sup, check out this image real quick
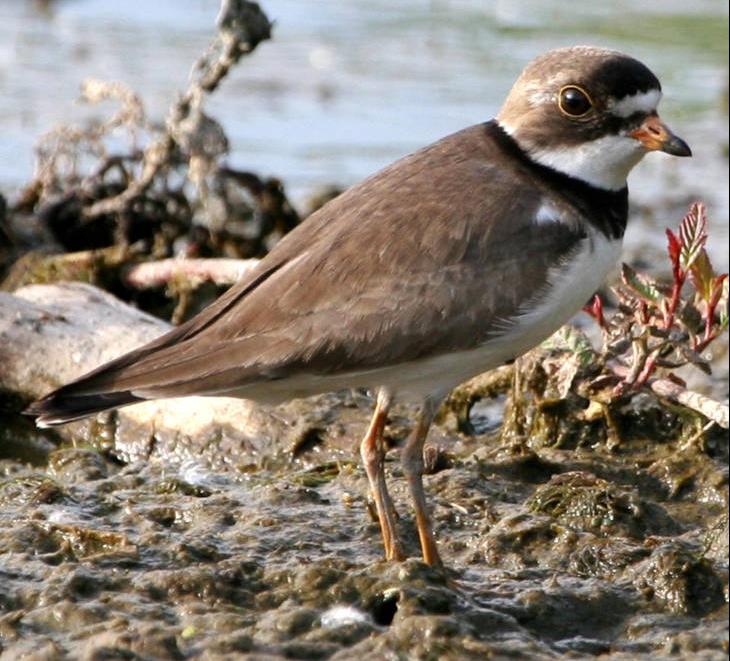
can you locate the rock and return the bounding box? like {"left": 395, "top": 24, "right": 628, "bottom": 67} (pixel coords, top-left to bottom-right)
{"left": 0, "top": 282, "right": 286, "bottom": 468}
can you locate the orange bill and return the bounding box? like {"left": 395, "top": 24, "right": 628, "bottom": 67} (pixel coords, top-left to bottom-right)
{"left": 630, "top": 114, "right": 692, "bottom": 156}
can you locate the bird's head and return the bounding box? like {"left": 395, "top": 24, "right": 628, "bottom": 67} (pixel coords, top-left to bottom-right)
{"left": 497, "top": 46, "right": 691, "bottom": 190}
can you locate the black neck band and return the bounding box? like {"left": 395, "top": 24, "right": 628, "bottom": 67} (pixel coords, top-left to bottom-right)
{"left": 486, "top": 120, "right": 629, "bottom": 240}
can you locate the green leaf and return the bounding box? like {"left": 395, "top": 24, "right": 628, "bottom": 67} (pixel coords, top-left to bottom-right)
{"left": 689, "top": 250, "right": 715, "bottom": 302}
{"left": 620, "top": 263, "right": 663, "bottom": 303}
{"left": 543, "top": 325, "right": 597, "bottom": 366}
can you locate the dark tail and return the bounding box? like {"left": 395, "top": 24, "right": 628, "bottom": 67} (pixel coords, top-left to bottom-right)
{"left": 24, "top": 387, "right": 144, "bottom": 428}
{"left": 23, "top": 259, "right": 287, "bottom": 428}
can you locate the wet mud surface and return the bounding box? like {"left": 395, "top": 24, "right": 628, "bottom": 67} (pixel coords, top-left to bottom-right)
{"left": 1, "top": 383, "right": 727, "bottom": 660}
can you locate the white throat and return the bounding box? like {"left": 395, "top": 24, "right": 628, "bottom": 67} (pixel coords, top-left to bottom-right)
{"left": 499, "top": 121, "right": 645, "bottom": 190}
{"left": 523, "top": 134, "right": 645, "bottom": 190}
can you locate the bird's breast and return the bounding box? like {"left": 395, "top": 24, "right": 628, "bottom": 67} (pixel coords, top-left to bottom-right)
{"left": 365, "top": 229, "right": 622, "bottom": 401}
{"left": 505, "top": 229, "right": 622, "bottom": 347}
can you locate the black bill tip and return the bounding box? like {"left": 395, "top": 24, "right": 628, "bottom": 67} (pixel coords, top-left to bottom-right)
{"left": 661, "top": 133, "right": 692, "bottom": 157}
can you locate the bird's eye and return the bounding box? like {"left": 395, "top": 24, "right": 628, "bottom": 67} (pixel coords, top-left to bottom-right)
{"left": 558, "top": 86, "right": 593, "bottom": 117}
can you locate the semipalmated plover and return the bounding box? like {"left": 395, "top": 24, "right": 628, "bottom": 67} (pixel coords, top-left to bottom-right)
{"left": 28, "top": 46, "right": 691, "bottom": 567}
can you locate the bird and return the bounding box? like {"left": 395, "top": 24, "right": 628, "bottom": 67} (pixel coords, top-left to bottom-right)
{"left": 26, "top": 46, "right": 691, "bottom": 567}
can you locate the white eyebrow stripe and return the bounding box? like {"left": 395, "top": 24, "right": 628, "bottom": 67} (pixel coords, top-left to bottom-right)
{"left": 609, "top": 89, "right": 662, "bottom": 118}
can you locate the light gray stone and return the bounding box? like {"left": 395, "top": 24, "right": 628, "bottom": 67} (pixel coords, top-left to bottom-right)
{"left": 0, "top": 282, "right": 284, "bottom": 467}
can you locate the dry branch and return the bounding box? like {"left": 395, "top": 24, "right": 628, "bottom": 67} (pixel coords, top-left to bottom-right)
{"left": 649, "top": 378, "right": 729, "bottom": 429}
{"left": 124, "top": 257, "right": 258, "bottom": 289}
{"left": 82, "top": 1, "right": 272, "bottom": 220}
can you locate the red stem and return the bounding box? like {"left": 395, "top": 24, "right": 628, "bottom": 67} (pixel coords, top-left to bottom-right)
{"left": 695, "top": 334, "right": 714, "bottom": 354}
{"left": 694, "top": 279, "right": 725, "bottom": 351}
{"left": 635, "top": 349, "right": 660, "bottom": 387}
{"left": 664, "top": 274, "right": 685, "bottom": 329}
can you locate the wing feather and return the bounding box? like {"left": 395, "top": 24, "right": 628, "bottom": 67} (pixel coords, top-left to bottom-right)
{"left": 30, "top": 122, "right": 587, "bottom": 412}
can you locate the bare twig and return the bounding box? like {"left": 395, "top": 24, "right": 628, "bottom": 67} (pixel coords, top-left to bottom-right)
{"left": 123, "top": 257, "right": 258, "bottom": 289}
{"left": 81, "top": 0, "right": 272, "bottom": 220}
{"left": 608, "top": 362, "right": 728, "bottom": 429}
{"left": 649, "top": 378, "right": 729, "bottom": 429}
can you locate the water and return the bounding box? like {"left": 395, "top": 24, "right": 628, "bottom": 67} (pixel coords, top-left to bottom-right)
{"left": 1, "top": 1, "right": 727, "bottom": 270}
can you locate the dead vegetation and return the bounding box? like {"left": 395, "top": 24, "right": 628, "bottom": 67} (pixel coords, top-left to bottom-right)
{"left": 1, "top": 1, "right": 300, "bottom": 321}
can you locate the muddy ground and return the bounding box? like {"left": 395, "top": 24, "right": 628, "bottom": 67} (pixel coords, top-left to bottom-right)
{"left": 1, "top": 354, "right": 727, "bottom": 659}
{"left": 0, "top": 3, "right": 727, "bottom": 658}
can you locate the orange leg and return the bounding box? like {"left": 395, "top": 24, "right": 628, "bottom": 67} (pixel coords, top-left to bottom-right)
{"left": 401, "top": 395, "right": 443, "bottom": 567}
{"left": 360, "top": 388, "right": 404, "bottom": 561}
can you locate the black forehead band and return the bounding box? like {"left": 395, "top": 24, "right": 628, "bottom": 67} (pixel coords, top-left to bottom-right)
{"left": 583, "top": 56, "right": 662, "bottom": 99}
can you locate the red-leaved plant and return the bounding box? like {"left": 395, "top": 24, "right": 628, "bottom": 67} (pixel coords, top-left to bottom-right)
{"left": 584, "top": 202, "right": 728, "bottom": 395}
